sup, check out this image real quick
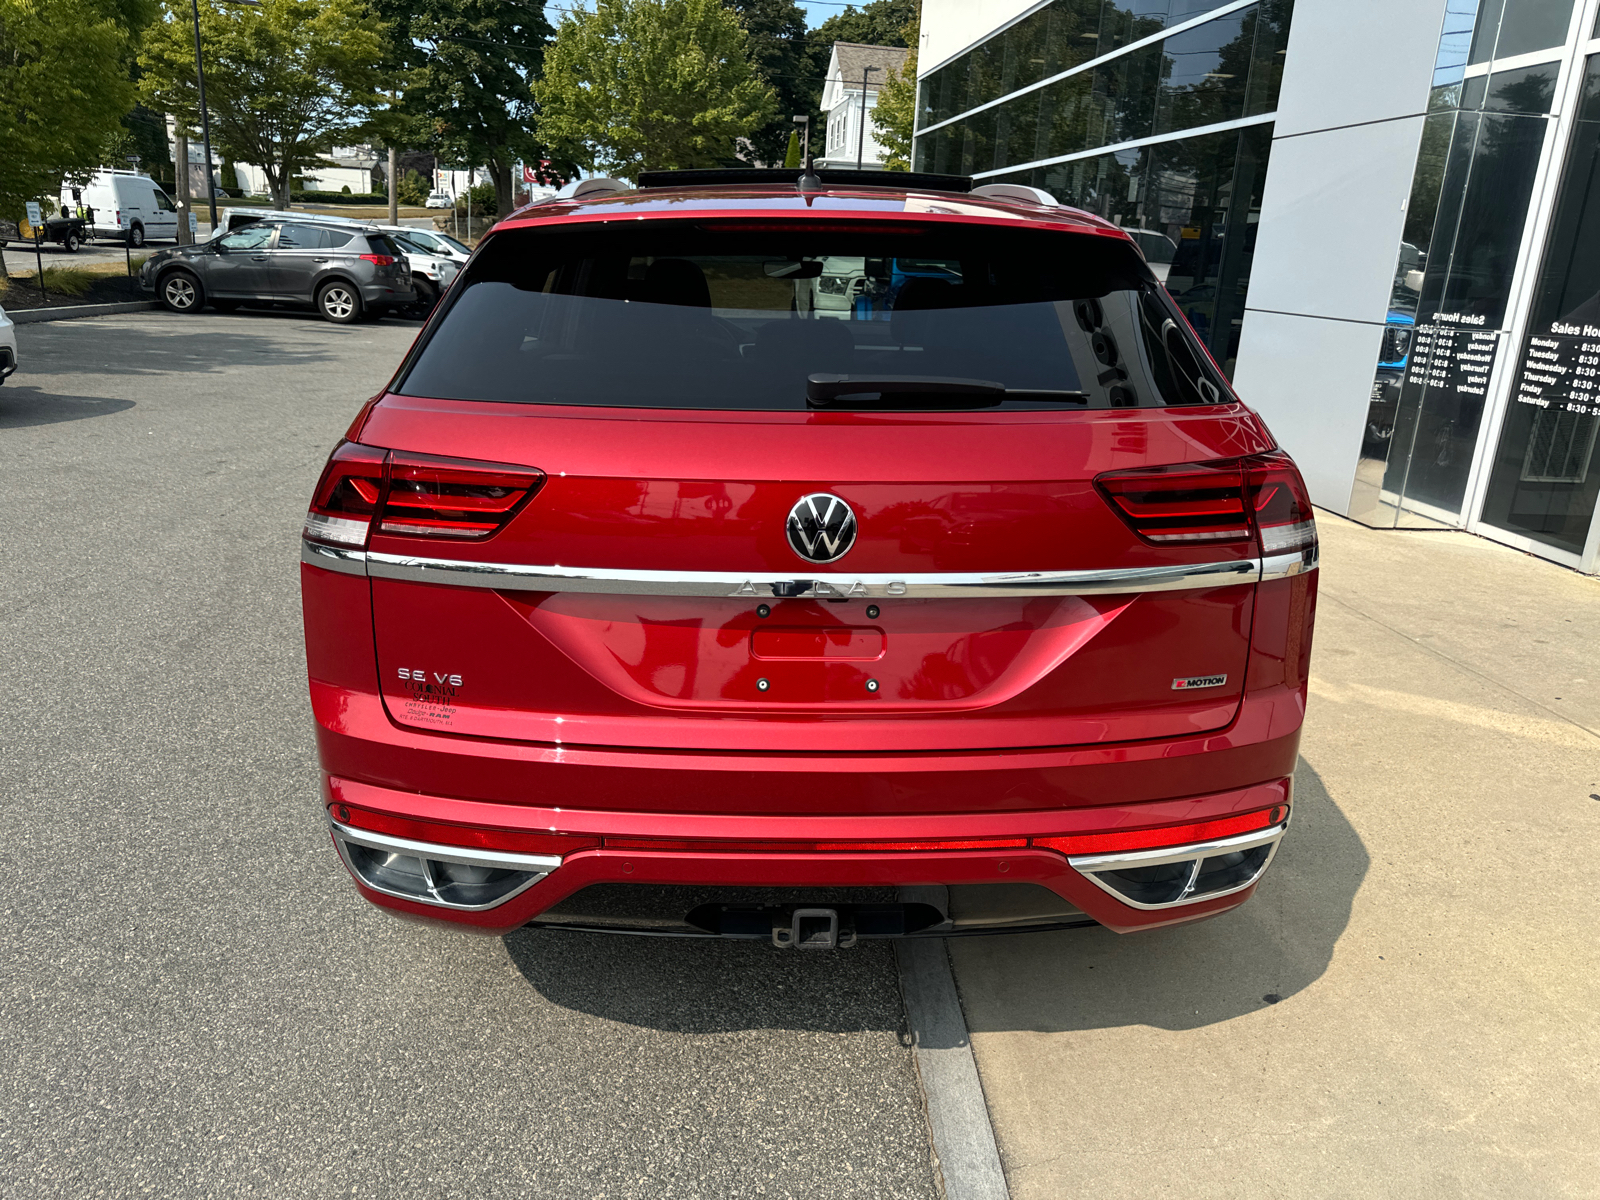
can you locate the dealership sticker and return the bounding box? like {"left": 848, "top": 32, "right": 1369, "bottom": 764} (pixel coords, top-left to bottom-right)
{"left": 1172, "top": 674, "right": 1227, "bottom": 690}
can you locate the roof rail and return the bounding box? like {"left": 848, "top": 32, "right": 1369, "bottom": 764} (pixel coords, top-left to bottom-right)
{"left": 635, "top": 168, "right": 972, "bottom": 193}
{"left": 969, "top": 183, "right": 1059, "bottom": 207}
{"left": 556, "top": 177, "right": 631, "bottom": 201}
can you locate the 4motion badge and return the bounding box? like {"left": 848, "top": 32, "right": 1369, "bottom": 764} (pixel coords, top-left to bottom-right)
{"left": 1172, "top": 674, "right": 1228, "bottom": 690}
{"left": 786, "top": 493, "right": 857, "bottom": 564}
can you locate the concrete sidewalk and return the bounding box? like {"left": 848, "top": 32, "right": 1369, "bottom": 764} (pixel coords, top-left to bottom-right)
{"left": 950, "top": 516, "right": 1600, "bottom": 1199}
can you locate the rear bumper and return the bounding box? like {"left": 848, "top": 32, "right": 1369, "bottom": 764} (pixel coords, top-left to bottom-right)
{"left": 317, "top": 748, "right": 1298, "bottom": 935}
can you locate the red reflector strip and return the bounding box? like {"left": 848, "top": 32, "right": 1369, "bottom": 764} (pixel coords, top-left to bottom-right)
{"left": 602, "top": 837, "right": 1030, "bottom": 853}
{"left": 331, "top": 805, "right": 601, "bottom": 857}
{"left": 1031, "top": 806, "right": 1287, "bottom": 856}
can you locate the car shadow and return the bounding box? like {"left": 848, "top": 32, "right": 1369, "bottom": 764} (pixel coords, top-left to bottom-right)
{"left": 0, "top": 384, "right": 136, "bottom": 428}
{"left": 948, "top": 756, "right": 1367, "bottom": 1033}
{"left": 503, "top": 925, "right": 911, "bottom": 1035}
{"left": 502, "top": 757, "right": 1361, "bottom": 1036}
{"left": 13, "top": 314, "right": 380, "bottom": 377}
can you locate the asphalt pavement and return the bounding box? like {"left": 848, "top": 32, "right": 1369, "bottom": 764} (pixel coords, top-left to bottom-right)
{"left": 0, "top": 312, "right": 939, "bottom": 1198}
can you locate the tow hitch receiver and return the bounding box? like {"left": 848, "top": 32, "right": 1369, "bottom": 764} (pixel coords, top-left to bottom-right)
{"left": 773, "top": 907, "right": 854, "bottom": 950}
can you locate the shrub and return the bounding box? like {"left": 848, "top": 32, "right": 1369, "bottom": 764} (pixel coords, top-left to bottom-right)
{"left": 396, "top": 168, "right": 429, "bottom": 207}
{"left": 455, "top": 181, "right": 496, "bottom": 211}
{"left": 340, "top": 184, "right": 352, "bottom": 194}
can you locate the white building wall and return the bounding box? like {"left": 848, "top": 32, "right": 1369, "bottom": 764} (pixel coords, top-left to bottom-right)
{"left": 1230, "top": 0, "right": 1452, "bottom": 514}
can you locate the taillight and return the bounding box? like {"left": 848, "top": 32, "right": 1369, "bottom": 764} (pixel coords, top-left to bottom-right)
{"left": 1096, "top": 460, "right": 1251, "bottom": 544}
{"left": 360, "top": 253, "right": 395, "bottom": 267}
{"left": 303, "top": 445, "right": 545, "bottom": 547}
{"left": 379, "top": 451, "right": 544, "bottom": 539}
{"left": 1245, "top": 451, "right": 1317, "bottom": 555}
{"left": 304, "top": 441, "right": 385, "bottom": 546}
{"left": 1097, "top": 452, "right": 1316, "bottom": 555}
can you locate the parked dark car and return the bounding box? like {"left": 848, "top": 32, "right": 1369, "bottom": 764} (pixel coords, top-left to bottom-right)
{"left": 139, "top": 220, "right": 414, "bottom": 323}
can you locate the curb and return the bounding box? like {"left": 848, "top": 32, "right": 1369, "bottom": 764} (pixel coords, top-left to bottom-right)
{"left": 10, "top": 300, "right": 159, "bottom": 325}
{"left": 897, "top": 939, "right": 1011, "bottom": 1200}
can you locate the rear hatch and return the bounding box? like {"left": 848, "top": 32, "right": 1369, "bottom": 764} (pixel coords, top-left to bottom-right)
{"left": 312, "top": 211, "right": 1292, "bottom": 754}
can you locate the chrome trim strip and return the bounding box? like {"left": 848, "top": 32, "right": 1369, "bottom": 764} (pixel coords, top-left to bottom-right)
{"left": 359, "top": 549, "right": 1262, "bottom": 599}
{"left": 329, "top": 820, "right": 562, "bottom": 911}
{"left": 1259, "top": 546, "right": 1319, "bottom": 582}
{"left": 301, "top": 539, "right": 368, "bottom": 577}
{"left": 1068, "top": 821, "right": 1288, "bottom": 911}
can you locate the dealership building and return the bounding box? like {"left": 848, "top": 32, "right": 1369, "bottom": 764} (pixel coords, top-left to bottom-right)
{"left": 916, "top": 0, "right": 1600, "bottom": 575}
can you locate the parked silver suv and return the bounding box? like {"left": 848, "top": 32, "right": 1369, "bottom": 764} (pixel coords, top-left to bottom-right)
{"left": 140, "top": 219, "right": 414, "bottom": 323}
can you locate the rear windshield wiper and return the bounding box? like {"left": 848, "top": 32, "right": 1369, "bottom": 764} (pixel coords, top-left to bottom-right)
{"left": 806, "top": 374, "right": 1089, "bottom": 409}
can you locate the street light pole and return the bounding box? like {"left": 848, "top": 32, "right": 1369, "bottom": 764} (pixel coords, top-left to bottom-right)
{"left": 189, "top": 0, "right": 219, "bottom": 227}
{"left": 792, "top": 114, "right": 809, "bottom": 166}
{"left": 855, "top": 66, "right": 881, "bottom": 171}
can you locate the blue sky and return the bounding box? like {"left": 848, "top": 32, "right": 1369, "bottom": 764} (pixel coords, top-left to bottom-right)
{"left": 797, "top": 0, "right": 856, "bottom": 29}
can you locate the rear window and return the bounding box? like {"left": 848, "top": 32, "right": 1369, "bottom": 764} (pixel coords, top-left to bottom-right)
{"left": 364, "top": 234, "right": 404, "bottom": 256}
{"left": 396, "top": 221, "right": 1228, "bottom": 412}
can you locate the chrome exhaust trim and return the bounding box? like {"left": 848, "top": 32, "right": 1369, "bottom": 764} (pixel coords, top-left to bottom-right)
{"left": 329, "top": 821, "right": 562, "bottom": 911}
{"left": 1068, "top": 821, "right": 1289, "bottom": 911}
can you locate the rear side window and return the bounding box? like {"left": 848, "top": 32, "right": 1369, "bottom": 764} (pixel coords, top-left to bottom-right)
{"left": 324, "top": 229, "right": 355, "bottom": 249}
{"left": 397, "top": 221, "right": 1229, "bottom": 412}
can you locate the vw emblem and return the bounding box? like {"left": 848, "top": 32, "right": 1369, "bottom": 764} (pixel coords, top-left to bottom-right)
{"left": 786, "top": 493, "right": 857, "bottom": 564}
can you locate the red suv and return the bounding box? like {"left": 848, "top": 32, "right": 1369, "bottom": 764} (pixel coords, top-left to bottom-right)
{"left": 300, "top": 169, "right": 1317, "bottom": 948}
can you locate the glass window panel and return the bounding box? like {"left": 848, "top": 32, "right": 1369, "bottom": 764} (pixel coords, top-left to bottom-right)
{"left": 916, "top": 5, "right": 1289, "bottom": 175}
{"left": 1491, "top": 0, "right": 1574, "bottom": 59}
{"left": 1484, "top": 62, "right": 1559, "bottom": 112}
{"left": 917, "top": 0, "right": 1250, "bottom": 131}
{"left": 1469, "top": 0, "right": 1506, "bottom": 63}
{"left": 1436, "top": 0, "right": 1482, "bottom": 85}
{"left": 1152, "top": 7, "right": 1252, "bottom": 137}
{"left": 991, "top": 123, "right": 1272, "bottom": 377}
{"left": 1462, "top": 73, "right": 1490, "bottom": 109}
{"left": 1482, "top": 54, "right": 1600, "bottom": 553}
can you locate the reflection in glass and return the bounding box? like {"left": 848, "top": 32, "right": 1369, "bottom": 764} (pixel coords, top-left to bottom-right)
{"left": 1482, "top": 54, "right": 1600, "bottom": 553}
{"left": 1492, "top": 0, "right": 1575, "bottom": 59}
{"left": 988, "top": 124, "right": 1271, "bottom": 377}
{"left": 915, "top": 2, "right": 1291, "bottom": 177}
{"left": 1352, "top": 100, "right": 1548, "bottom": 527}
{"left": 916, "top": 0, "right": 1242, "bottom": 132}
{"left": 1484, "top": 63, "right": 1559, "bottom": 113}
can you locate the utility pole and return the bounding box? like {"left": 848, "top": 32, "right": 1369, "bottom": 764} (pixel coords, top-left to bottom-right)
{"left": 856, "top": 65, "right": 880, "bottom": 170}
{"left": 188, "top": 0, "right": 219, "bottom": 227}
{"left": 174, "top": 126, "right": 193, "bottom": 245}
{"left": 388, "top": 146, "right": 398, "bottom": 224}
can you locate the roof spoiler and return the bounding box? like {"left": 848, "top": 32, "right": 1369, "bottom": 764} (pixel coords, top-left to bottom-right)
{"left": 635, "top": 168, "right": 973, "bottom": 193}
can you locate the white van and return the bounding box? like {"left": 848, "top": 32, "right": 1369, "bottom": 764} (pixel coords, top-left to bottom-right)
{"left": 60, "top": 170, "right": 180, "bottom": 247}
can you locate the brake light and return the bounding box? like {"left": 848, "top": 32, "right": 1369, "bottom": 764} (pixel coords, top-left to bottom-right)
{"left": 359, "top": 253, "right": 395, "bottom": 266}
{"left": 1245, "top": 450, "right": 1317, "bottom": 555}
{"left": 380, "top": 451, "right": 544, "bottom": 538}
{"left": 304, "top": 441, "right": 385, "bottom": 546}
{"left": 1096, "top": 460, "right": 1251, "bottom": 544}
{"left": 1033, "top": 805, "right": 1288, "bottom": 856}
{"left": 304, "top": 445, "right": 545, "bottom": 546}
{"left": 1096, "top": 452, "right": 1316, "bottom": 555}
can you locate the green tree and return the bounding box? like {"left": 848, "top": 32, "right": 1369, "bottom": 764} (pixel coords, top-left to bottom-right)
{"left": 396, "top": 168, "right": 429, "bottom": 206}
{"left": 0, "top": 0, "right": 152, "bottom": 271}
{"left": 372, "top": 0, "right": 561, "bottom": 219}
{"left": 783, "top": 128, "right": 801, "bottom": 168}
{"left": 139, "top": 0, "right": 385, "bottom": 209}
{"left": 537, "top": 0, "right": 775, "bottom": 178}
{"left": 873, "top": 12, "right": 917, "bottom": 170}
{"left": 722, "top": 0, "right": 811, "bottom": 167}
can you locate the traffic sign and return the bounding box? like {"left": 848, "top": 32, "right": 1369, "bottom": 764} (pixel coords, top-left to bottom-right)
{"left": 25, "top": 201, "right": 42, "bottom": 227}
{"left": 189, "top": 210, "right": 199, "bottom": 236}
